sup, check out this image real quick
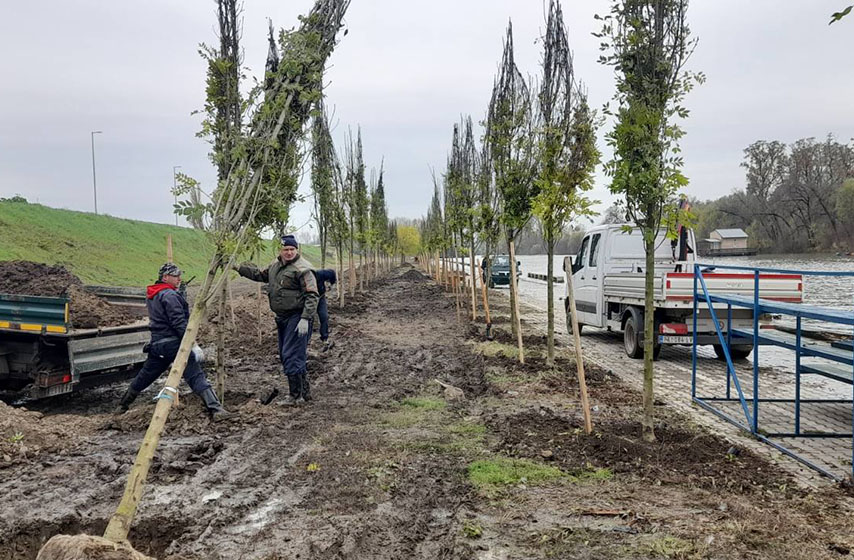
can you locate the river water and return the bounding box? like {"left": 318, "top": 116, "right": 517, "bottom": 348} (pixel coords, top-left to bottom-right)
{"left": 506, "top": 253, "right": 854, "bottom": 371}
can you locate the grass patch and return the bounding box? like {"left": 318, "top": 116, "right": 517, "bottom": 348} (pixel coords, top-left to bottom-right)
{"left": 640, "top": 536, "right": 698, "bottom": 558}
{"left": 461, "top": 520, "right": 483, "bottom": 539}
{"left": 474, "top": 340, "right": 520, "bottom": 359}
{"left": 468, "top": 457, "right": 566, "bottom": 487}
{"left": 447, "top": 422, "right": 486, "bottom": 436}
{"left": 400, "top": 397, "right": 446, "bottom": 410}
{"left": 381, "top": 396, "right": 447, "bottom": 429}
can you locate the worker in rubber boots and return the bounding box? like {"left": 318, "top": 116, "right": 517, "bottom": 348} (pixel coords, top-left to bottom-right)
{"left": 118, "top": 263, "right": 229, "bottom": 419}
{"left": 236, "top": 234, "right": 319, "bottom": 404}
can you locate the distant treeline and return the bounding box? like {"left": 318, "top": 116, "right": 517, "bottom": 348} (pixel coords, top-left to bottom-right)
{"left": 507, "top": 134, "right": 854, "bottom": 255}
{"left": 693, "top": 135, "right": 854, "bottom": 253}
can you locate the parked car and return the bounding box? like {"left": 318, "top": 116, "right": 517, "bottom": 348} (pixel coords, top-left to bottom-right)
{"left": 482, "top": 255, "right": 521, "bottom": 288}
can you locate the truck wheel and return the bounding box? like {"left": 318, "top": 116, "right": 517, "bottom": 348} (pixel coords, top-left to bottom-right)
{"left": 565, "top": 314, "right": 584, "bottom": 336}
{"left": 623, "top": 315, "right": 643, "bottom": 359}
{"left": 713, "top": 344, "right": 753, "bottom": 361}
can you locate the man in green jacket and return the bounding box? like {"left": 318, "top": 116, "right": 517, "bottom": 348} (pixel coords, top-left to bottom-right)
{"left": 236, "top": 234, "right": 319, "bottom": 404}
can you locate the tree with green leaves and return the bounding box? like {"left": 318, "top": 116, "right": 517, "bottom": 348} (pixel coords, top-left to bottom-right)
{"left": 597, "top": 0, "right": 702, "bottom": 442}
{"left": 106, "top": 0, "right": 351, "bottom": 544}
{"left": 311, "top": 96, "right": 336, "bottom": 268}
{"left": 532, "top": 0, "right": 600, "bottom": 367}
{"left": 353, "top": 129, "right": 370, "bottom": 291}
{"left": 369, "top": 163, "right": 389, "bottom": 276}
{"left": 194, "top": 0, "right": 244, "bottom": 403}
{"left": 486, "top": 21, "right": 537, "bottom": 363}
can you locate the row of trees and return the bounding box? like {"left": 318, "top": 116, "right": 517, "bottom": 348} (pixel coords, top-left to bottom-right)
{"left": 422, "top": 0, "right": 700, "bottom": 444}
{"left": 310, "top": 112, "right": 403, "bottom": 303}
{"left": 694, "top": 136, "right": 854, "bottom": 252}
{"left": 421, "top": 0, "right": 600, "bottom": 368}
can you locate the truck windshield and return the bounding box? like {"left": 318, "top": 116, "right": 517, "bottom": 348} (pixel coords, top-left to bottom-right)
{"left": 493, "top": 256, "right": 509, "bottom": 266}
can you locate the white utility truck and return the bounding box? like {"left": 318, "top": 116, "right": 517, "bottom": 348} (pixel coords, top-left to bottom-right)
{"left": 563, "top": 224, "right": 803, "bottom": 360}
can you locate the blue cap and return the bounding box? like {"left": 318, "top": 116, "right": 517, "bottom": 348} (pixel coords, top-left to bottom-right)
{"left": 280, "top": 234, "right": 298, "bottom": 248}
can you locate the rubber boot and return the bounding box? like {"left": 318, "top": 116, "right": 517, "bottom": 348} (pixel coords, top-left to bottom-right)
{"left": 280, "top": 375, "right": 300, "bottom": 406}
{"left": 118, "top": 387, "right": 139, "bottom": 412}
{"left": 299, "top": 373, "right": 311, "bottom": 403}
{"left": 199, "top": 388, "right": 231, "bottom": 420}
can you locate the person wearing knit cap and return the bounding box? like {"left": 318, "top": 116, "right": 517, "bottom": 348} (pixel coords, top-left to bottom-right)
{"left": 236, "top": 234, "right": 319, "bottom": 404}
{"left": 117, "top": 262, "right": 229, "bottom": 419}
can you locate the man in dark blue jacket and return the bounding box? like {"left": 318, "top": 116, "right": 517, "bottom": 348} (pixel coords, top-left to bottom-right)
{"left": 314, "top": 268, "right": 336, "bottom": 351}
{"left": 117, "top": 263, "right": 228, "bottom": 418}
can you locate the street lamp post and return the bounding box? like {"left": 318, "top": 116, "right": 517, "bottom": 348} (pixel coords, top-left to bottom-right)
{"left": 172, "top": 165, "right": 182, "bottom": 226}
{"left": 91, "top": 131, "right": 102, "bottom": 214}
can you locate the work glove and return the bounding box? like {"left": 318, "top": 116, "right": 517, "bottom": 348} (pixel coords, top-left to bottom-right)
{"left": 191, "top": 344, "right": 204, "bottom": 363}
{"left": 296, "top": 318, "right": 310, "bottom": 337}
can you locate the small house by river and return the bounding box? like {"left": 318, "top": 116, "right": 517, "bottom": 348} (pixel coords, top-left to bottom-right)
{"left": 700, "top": 228, "right": 758, "bottom": 256}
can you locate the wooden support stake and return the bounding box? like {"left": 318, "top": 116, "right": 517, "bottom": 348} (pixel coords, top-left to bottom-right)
{"left": 565, "top": 261, "right": 593, "bottom": 434}
{"left": 257, "top": 283, "right": 263, "bottom": 344}
{"left": 166, "top": 234, "right": 173, "bottom": 263}
{"left": 509, "top": 240, "right": 524, "bottom": 364}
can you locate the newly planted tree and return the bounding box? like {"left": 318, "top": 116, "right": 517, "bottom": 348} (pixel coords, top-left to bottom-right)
{"left": 103, "top": 0, "right": 350, "bottom": 544}
{"left": 532, "top": 0, "right": 600, "bottom": 368}
{"left": 486, "top": 21, "right": 537, "bottom": 363}
{"left": 597, "top": 0, "right": 701, "bottom": 441}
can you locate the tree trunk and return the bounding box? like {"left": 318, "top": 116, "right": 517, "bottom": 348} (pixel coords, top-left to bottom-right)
{"left": 565, "top": 259, "right": 593, "bottom": 434}
{"left": 507, "top": 237, "right": 517, "bottom": 339}
{"left": 216, "top": 278, "right": 227, "bottom": 402}
{"left": 337, "top": 242, "right": 345, "bottom": 308}
{"left": 104, "top": 265, "right": 217, "bottom": 543}
{"left": 453, "top": 241, "right": 462, "bottom": 322}
{"left": 508, "top": 239, "right": 524, "bottom": 364}
{"left": 642, "top": 232, "right": 656, "bottom": 442}
{"left": 359, "top": 252, "right": 364, "bottom": 292}
{"left": 469, "top": 236, "right": 477, "bottom": 321}
{"left": 348, "top": 238, "right": 355, "bottom": 298}
{"left": 546, "top": 236, "right": 555, "bottom": 367}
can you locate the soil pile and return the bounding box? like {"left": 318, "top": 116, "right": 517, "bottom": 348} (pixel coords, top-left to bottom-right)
{"left": 0, "top": 401, "right": 89, "bottom": 467}
{"left": 0, "top": 261, "right": 139, "bottom": 328}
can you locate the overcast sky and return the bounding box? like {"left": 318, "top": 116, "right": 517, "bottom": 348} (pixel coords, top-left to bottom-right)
{"left": 1, "top": 1, "right": 852, "bottom": 235}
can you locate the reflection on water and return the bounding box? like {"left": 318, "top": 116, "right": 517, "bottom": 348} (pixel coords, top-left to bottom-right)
{"left": 513, "top": 253, "right": 854, "bottom": 371}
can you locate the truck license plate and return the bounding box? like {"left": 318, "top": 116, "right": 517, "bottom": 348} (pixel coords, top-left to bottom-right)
{"left": 659, "top": 335, "right": 693, "bottom": 344}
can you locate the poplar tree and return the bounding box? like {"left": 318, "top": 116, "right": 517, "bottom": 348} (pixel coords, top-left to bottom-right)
{"left": 486, "top": 21, "right": 537, "bottom": 363}
{"left": 532, "top": 0, "right": 600, "bottom": 366}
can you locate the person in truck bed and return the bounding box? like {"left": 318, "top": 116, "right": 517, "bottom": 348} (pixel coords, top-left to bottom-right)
{"left": 118, "top": 263, "right": 229, "bottom": 419}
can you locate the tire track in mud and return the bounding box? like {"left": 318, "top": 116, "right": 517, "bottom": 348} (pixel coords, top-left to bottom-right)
{"left": 0, "top": 266, "right": 485, "bottom": 559}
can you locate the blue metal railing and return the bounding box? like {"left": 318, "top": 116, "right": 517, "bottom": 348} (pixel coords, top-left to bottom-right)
{"left": 691, "top": 263, "right": 854, "bottom": 481}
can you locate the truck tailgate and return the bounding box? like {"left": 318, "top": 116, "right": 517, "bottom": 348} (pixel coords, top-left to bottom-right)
{"left": 663, "top": 272, "right": 803, "bottom": 303}
{"left": 603, "top": 271, "right": 803, "bottom": 306}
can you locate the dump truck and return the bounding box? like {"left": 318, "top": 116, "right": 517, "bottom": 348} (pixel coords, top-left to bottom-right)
{"left": 0, "top": 286, "right": 149, "bottom": 399}
{"left": 564, "top": 224, "right": 803, "bottom": 360}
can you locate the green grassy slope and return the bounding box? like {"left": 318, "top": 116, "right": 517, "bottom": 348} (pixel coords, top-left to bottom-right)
{"left": 0, "top": 201, "right": 329, "bottom": 287}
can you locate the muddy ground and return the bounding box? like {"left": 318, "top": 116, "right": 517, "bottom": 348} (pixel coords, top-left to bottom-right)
{"left": 1, "top": 265, "right": 854, "bottom": 559}
{"left": 0, "top": 261, "right": 138, "bottom": 328}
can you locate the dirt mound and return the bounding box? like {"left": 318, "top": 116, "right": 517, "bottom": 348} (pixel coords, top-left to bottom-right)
{"left": 401, "top": 269, "right": 428, "bottom": 283}
{"left": 0, "top": 401, "right": 94, "bottom": 468}
{"left": 0, "top": 260, "right": 82, "bottom": 297}
{"left": 0, "top": 261, "right": 139, "bottom": 328}
{"left": 491, "top": 409, "right": 797, "bottom": 494}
